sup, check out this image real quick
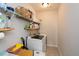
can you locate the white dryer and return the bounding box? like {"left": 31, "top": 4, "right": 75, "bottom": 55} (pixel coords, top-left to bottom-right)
{"left": 27, "top": 34, "right": 47, "bottom": 52}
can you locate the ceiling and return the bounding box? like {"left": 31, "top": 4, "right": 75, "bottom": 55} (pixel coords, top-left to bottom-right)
{"left": 30, "top": 3, "right": 60, "bottom": 12}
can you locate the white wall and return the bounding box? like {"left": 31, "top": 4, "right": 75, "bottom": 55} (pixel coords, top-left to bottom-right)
{"left": 37, "top": 10, "right": 58, "bottom": 47}
{"left": 0, "top": 3, "right": 36, "bottom": 51}
{"left": 58, "top": 3, "right": 79, "bottom": 56}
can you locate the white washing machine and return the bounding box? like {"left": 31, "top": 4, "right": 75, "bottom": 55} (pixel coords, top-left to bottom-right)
{"left": 27, "top": 34, "right": 47, "bottom": 52}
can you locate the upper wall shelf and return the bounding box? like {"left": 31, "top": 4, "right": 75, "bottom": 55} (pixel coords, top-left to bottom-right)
{"left": 26, "top": 28, "right": 39, "bottom": 31}
{"left": 15, "top": 13, "right": 40, "bottom": 25}
{"left": 15, "top": 6, "right": 40, "bottom": 25}
{"left": 0, "top": 28, "right": 15, "bottom": 31}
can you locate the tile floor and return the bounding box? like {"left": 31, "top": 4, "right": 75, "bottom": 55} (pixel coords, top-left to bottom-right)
{"left": 46, "top": 46, "right": 60, "bottom": 56}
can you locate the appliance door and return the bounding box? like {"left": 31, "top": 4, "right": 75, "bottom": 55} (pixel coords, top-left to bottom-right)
{"left": 27, "top": 37, "right": 43, "bottom": 51}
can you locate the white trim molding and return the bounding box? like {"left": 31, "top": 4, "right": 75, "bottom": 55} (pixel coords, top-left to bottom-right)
{"left": 47, "top": 44, "right": 58, "bottom": 47}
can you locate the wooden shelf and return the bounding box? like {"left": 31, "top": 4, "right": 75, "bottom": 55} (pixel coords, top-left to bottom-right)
{"left": 15, "top": 13, "right": 40, "bottom": 25}
{"left": 7, "top": 44, "right": 33, "bottom": 56}
{"left": 26, "top": 28, "right": 39, "bottom": 31}
{"left": 0, "top": 28, "right": 15, "bottom": 31}
{"left": 16, "top": 14, "right": 32, "bottom": 22}
{"left": 32, "top": 21, "right": 40, "bottom": 25}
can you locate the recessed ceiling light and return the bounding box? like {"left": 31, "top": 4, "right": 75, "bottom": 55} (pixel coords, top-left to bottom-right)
{"left": 41, "top": 3, "right": 50, "bottom": 8}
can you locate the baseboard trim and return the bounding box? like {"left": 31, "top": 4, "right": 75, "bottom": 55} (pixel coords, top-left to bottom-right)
{"left": 47, "top": 44, "right": 58, "bottom": 47}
